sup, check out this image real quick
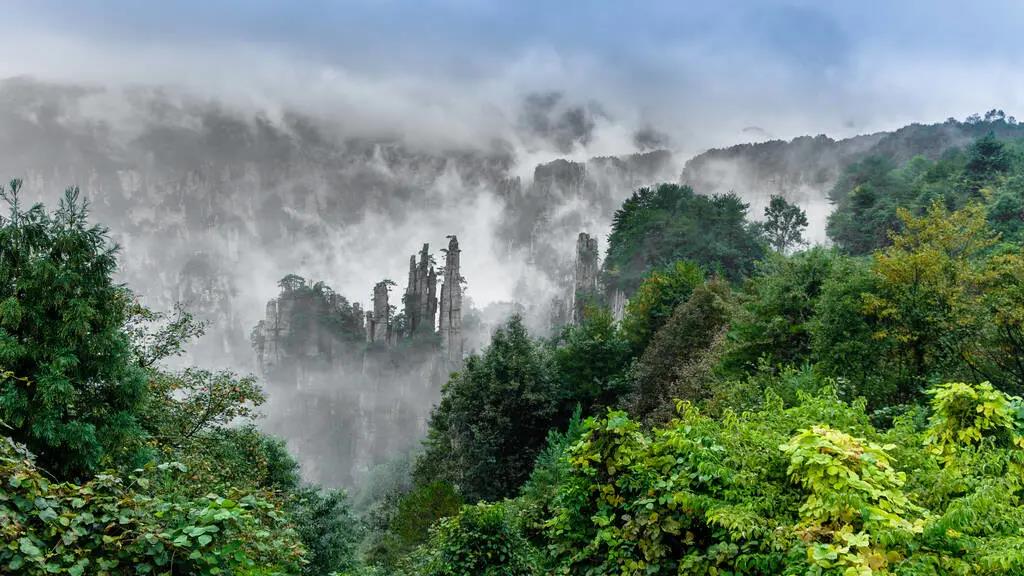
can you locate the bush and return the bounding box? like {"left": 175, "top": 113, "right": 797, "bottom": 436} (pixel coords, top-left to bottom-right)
{"left": 0, "top": 436, "right": 305, "bottom": 575}
{"left": 407, "top": 502, "right": 537, "bottom": 576}
{"left": 542, "top": 381, "right": 1024, "bottom": 575}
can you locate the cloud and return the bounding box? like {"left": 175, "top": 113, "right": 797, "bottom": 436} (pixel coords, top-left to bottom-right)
{"left": 633, "top": 126, "right": 671, "bottom": 151}
{"left": 9, "top": 1, "right": 1024, "bottom": 160}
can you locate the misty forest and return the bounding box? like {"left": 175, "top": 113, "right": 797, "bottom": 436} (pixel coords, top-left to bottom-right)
{"left": 7, "top": 4, "right": 1024, "bottom": 576}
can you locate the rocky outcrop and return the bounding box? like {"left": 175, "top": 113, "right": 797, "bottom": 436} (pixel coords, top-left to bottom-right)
{"left": 252, "top": 277, "right": 366, "bottom": 375}
{"left": 366, "top": 280, "right": 393, "bottom": 344}
{"left": 439, "top": 235, "right": 464, "bottom": 366}
{"left": 571, "top": 232, "right": 599, "bottom": 324}
{"left": 405, "top": 244, "right": 438, "bottom": 336}
{"left": 250, "top": 237, "right": 463, "bottom": 486}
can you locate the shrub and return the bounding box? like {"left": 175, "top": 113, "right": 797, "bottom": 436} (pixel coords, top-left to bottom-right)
{"left": 0, "top": 436, "right": 305, "bottom": 575}
{"left": 407, "top": 502, "right": 537, "bottom": 576}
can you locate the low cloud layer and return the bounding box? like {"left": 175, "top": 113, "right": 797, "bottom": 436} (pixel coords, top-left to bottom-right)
{"left": 6, "top": 0, "right": 1022, "bottom": 485}
{"left": 7, "top": 1, "right": 1024, "bottom": 159}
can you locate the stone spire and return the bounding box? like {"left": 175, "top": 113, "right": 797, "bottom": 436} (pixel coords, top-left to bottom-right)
{"left": 404, "top": 243, "right": 438, "bottom": 336}
{"left": 571, "top": 232, "right": 599, "bottom": 324}
{"left": 438, "top": 235, "right": 463, "bottom": 365}
{"left": 366, "top": 280, "right": 392, "bottom": 343}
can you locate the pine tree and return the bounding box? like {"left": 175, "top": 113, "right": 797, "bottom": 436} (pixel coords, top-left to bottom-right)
{"left": 0, "top": 181, "right": 148, "bottom": 479}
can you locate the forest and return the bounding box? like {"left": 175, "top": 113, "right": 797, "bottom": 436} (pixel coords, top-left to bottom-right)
{"left": 4, "top": 128, "right": 1024, "bottom": 575}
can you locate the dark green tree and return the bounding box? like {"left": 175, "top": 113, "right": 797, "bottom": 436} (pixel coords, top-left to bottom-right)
{"left": 762, "top": 194, "right": 808, "bottom": 253}
{"left": 725, "top": 247, "right": 838, "bottom": 372}
{"left": 552, "top": 307, "right": 632, "bottom": 411}
{"left": 962, "top": 132, "right": 1011, "bottom": 194}
{"left": 389, "top": 481, "right": 463, "bottom": 551}
{"left": 603, "top": 183, "right": 764, "bottom": 294}
{"left": 290, "top": 487, "right": 363, "bottom": 576}
{"left": 415, "top": 315, "right": 560, "bottom": 502}
{"left": 626, "top": 279, "right": 733, "bottom": 423}
{"left": 809, "top": 257, "right": 894, "bottom": 407}
{"left": 0, "top": 182, "right": 148, "bottom": 479}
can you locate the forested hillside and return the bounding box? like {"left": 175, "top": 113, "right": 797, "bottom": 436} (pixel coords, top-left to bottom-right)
{"left": 363, "top": 130, "right": 1024, "bottom": 575}
{"left": 5, "top": 127, "right": 1024, "bottom": 575}
{"left": 681, "top": 111, "right": 1024, "bottom": 242}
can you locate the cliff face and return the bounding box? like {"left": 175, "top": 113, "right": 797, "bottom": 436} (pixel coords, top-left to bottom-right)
{"left": 571, "top": 232, "right": 600, "bottom": 324}
{"left": 497, "top": 151, "right": 677, "bottom": 295}
{"left": 438, "top": 235, "right": 464, "bottom": 366}
{"left": 0, "top": 78, "right": 678, "bottom": 368}
{"left": 251, "top": 238, "right": 463, "bottom": 486}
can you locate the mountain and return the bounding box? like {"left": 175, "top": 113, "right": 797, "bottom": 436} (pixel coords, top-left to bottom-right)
{"left": 0, "top": 77, "right": 678, "bottom": 485}
{"left": 681, "top": 111, "right": 1024, "bottom": 242}
{"left": 6, "top": 75, "right": 1020, "bottom": 485}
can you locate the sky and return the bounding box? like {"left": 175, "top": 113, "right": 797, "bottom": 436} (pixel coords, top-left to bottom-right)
{"left": 6, "top": 1, "right": 1024, "bottom": 156}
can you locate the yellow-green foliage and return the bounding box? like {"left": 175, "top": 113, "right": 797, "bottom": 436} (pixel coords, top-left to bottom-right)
{"left": 781, "top": 426, "right": 923, "bottom": 575}
{"left": 536, "top": 381, "right": 1024, "bottom": 576}
{"left": 924, "top": 381, "right": 1021, "bottom": 461}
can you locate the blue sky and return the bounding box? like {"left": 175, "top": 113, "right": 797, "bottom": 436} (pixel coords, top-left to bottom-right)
{"left": 6, "top": 1, "right": 1024, "bottom": 153}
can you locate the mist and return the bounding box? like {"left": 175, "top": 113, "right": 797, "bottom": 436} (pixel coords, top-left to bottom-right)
{"left": 5, "top": 0, "right": 1024, "bottom": 486}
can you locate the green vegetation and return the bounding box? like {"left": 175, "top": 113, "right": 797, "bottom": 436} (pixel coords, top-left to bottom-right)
{"left": 8, "top": 127, "right": 1024, "bottom": 575}
{"left": 0, "top": 183, "right": 360, "bottom": 575}
{"left": 414, "top": 316, "right": 561, "bottom": 502}
{"left": 763, "top": 194, "right": 809, "bottom": 253}
{"left": 827, "top": 132, "right": 1024, "bottom": 254}
{"left": 0, "top": 182, "right": 148, "bottom": 479}
{"left": 603, "top": 183, "right": 765, "bottom": 293}
{"left": 367, "top": 131, "right": 1024, "bottom": 575}
{"left": 619, "top": 259, "right": 704, "bottom": 354}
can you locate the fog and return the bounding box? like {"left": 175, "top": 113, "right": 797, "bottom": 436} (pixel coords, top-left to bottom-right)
{"left": 4, "top": 0, "right": 1024, "bottom": 485}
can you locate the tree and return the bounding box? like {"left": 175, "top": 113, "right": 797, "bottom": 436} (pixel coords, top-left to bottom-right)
{"left": 619, "top": 260, "right": 704, "bottom": 354}
{"left": 863, "top": 202, "right": 995, "bottom": 397}
{"left": 552, "top": 307, "right": 632, "bottom": 411}
{"left": 290, "top": 487, "right": 363, "bottom": 576}
{"left": 141, "top": 368, "right": 264, "bottom": 452}
{"left": 810, "top": 257, "right": 893, "bottom": 407}
{"left": 414, "top": 316, "right": 560, "bottom": 502}
{"left": 762, "top": 194, "right": 808, "bottom": 253}
{"left": 626, "top": 279, "right": 733, "bottom": 423}
{"left": 390, "top": 481, "right": 463, "bottom": 551}
{"left": 726, "top": 247, "right": 839, "bottom": 373}
{"left": 0, "top": 182, "right": 148, "bottom": 479}
{"left": 962, "top": 132, "right": 1011, "bottom": 194}
{"left": 123, "top": 301, "right": 207, "bottom": 369}
{"left": 603, "top": 183, "right": 764, "bottom": 293}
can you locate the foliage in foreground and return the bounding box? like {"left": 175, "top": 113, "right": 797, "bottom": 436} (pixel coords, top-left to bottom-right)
{"left": 0, "top": 436, "right": 304, "bottom": 575}
{"left": 405, "top": 502, "right": 537, "bottom": 576}
{"left": 538, "top": 381, "right": 1024, "bottom": 575}
{"left": 0, "top": 182, "right": 148, "bottom": 480}
{"left": 0, "top": 183, "right": 361, "bottom": 575}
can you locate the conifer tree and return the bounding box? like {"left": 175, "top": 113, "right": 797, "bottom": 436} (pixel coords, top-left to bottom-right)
{"left": 0, "top": 180, "right": 148, "bottom": 479}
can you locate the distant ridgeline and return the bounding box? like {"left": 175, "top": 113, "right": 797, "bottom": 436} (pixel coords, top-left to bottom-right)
{"left": 249, "top": 236, "right": 465, "bottom": 486}
{"left": 681, "top": 110, "right": 1024, "bottom": 210}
